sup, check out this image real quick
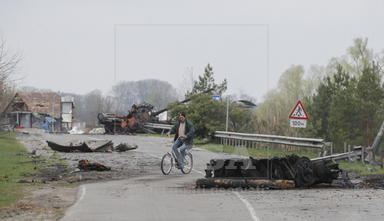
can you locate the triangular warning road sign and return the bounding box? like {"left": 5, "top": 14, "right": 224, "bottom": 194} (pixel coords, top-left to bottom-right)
{"left": 289, "top": 100, "right": 309, "bottom": 120}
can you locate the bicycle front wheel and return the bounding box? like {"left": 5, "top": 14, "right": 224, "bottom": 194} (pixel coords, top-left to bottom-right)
{"left": 181, "top": 153, "right": 193, "bottom": 174}
{"left": 161, "top": 153, "right": 173, "bottom": 175}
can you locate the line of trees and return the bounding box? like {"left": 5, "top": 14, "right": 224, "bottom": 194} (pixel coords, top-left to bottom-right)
{"left": 256, "top": 38, "right": 384, "bottom": 151}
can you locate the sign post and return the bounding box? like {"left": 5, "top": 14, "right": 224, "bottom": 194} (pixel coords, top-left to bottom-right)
{"left": 289, "top": 100, "right": 308, "bottom": 128}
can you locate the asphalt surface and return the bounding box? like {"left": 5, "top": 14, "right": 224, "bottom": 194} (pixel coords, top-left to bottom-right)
{"left": 38, "top": 134, "right": 384, "bottom": 221}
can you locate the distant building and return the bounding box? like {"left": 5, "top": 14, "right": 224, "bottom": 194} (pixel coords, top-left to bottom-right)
{"left": 1, "top": 92, "right": 74, "bottom": 131}
{"left": 61, "top": 96, "right": 75, "bottom": 130}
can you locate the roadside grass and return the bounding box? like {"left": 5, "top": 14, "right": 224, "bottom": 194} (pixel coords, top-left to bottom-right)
{"left": 0, "top": 132, "right": 36, "bottom": 206}
{"left": 338, "top": 161, "right": 384, "bottom": 175}
{"left": 138, "top": 133, "right": 168, "bottom": 138}
{"left": 0, "top": 132, "right": 67, "bottom": 207}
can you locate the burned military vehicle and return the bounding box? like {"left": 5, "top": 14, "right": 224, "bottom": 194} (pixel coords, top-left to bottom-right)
{"left": 196, "top": 155, "right": 344, "bottom": 188}
{"left": 97, "top": 89, "right": 214, "bottom": 134}
{"left": 97, "top": 102, "right": 168, "bottom": 134}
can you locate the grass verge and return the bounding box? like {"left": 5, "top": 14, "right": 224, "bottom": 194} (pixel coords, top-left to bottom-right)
{"left": 0, "top": 132, "right": 38, "bottom": 206}
{"left": 0, "top": 132, "right": 66, "bottom": 207}
{"left": 338, "top": 161, "right": 384, "bottom": 175}
{"left": 138, "top": 133, "right": 169, "bottom": 138}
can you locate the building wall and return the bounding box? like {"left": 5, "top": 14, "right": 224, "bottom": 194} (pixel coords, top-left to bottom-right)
{"left": 19, "top": 113, "right": 32, "bottom": 128}
{"left": 61, "top": 101, "right": 74, "bottom": 130}
{"left": 62, "top": 102, "right": 73, "bottom": 114}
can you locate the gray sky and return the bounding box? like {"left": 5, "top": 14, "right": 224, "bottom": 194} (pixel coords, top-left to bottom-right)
{"left": 1, "top": 0, "right": 384, "bottom": 101}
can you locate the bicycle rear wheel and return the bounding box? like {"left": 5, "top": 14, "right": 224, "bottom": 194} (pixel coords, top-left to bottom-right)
{"left": 161, "top": 153, "right": 173, "bottom": 175}
{"left": 181, "top": 153, "right": 193, "bottom": 174}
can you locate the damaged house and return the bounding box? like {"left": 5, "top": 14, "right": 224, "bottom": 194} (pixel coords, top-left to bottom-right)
{"left": 1, "top": 92, "right": 74, "bottom": 131}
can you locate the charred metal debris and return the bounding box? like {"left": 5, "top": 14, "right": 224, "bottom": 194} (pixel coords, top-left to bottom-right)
{"left": 46, "top": 140, "right": 137, "bottom": 153}
{"left": 197, "top": 155, "right": 345, "bottom": 189}
{"left": 97, "top": 89, "right": 214, "bottom": 134}
{"left": 78, "top": 160, "right": 111, "bottom": 171}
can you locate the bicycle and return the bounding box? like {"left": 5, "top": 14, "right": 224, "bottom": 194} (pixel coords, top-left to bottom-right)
{"left": 161, "top": 138, "right": 193, "bottom": 175}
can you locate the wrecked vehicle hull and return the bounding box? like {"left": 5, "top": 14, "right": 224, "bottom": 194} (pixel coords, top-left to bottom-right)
{"left": 97, "top": 89, "right": 214, "bottom": 135}
{"left": 47, "top": 140, "right": 93, "bottom": 152}
{"left": 197, "top": 155, "right": 340, "bottom": 188}
{"left": 47, "top": 140, "right": 114, "bottom": 152}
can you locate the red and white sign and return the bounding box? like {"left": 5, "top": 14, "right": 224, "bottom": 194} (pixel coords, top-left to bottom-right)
{"left": 289, "top": 100, "right": 309, "bottom": 120}
{"left": 289, "top": 101, "right": 308, "bottom": 128}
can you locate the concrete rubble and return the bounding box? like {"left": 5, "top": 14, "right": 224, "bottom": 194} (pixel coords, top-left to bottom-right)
{"left": 88, "top": 127, "right": 106, "bottom": 134}
{"left": 68, "top": 127, "right": 84, "bottom": 135}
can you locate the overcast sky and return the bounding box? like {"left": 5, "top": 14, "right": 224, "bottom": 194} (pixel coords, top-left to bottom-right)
{"left": 1, "top": 0, "right": 383, "bottom": 101}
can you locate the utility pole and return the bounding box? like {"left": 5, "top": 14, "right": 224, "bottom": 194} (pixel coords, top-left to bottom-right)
{"left": 52, "top": 95, "right": 55, "bottom": 132}
{"left": 225, "top": 98, "right": 229, "bottom": 131}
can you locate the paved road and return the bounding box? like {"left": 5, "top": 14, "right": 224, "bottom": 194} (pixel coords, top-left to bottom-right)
{"left": 51, "top": 134, "right": 384, "bottom": 221}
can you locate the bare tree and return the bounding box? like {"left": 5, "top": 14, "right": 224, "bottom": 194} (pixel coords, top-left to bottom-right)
{"left": 0, "top": 38, "right": 20, "bottom": 111}
{"left": 111, "top": 79, "right": 178, "bottom": 113}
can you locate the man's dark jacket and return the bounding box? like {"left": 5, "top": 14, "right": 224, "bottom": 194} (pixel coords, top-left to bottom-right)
{"left": 170, "top": 120, "right": 195, "bottom": 145}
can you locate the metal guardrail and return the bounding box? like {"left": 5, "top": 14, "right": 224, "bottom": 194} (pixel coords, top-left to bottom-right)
{"left": 214, "top": 131, "right": 327, "bottom": 149}
{"left": 144, "top": 123, "right": 172, "bottom": 130}
{"left": 214, "top": 131, "right": 374, "bottom": 164}
{"left": 311, "top": 146, "right": 368, "bottom": 163}
{"left": 311, "top": 150, "right": 361, "bottom": 162}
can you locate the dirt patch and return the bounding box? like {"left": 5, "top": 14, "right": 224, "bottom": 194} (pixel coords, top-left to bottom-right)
{"left": 355, "top": 174, "right": 384, "bottom": 189}
{"left": 0, "top": 184, "right": 78, "bottom": 221}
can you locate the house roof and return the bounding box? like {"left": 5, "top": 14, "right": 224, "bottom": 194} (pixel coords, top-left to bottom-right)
{"left": 3, "top": 92, "right": 62, "bottom": 118}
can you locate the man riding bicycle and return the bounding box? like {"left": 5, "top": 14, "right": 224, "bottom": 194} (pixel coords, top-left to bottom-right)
{"left": 167, "top": 112, "right": 195, "bottom": 169}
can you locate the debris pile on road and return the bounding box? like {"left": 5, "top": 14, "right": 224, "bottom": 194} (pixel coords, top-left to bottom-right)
{"left": 88, "top": 127, "right": 106, "bottom": 134}
{"left": 86, "top": 140, "right": 114, "bottom": 152}
{"left": 356, "top": 174, "right": 384, "bottom": 189}
{"left": 115, "top": 143, "right": 138, "bottom": 152}
{"left": 68, "top": 127, "right": 84, "bottom": 134}
{"left": 78, "top": 159, "right": 111, "bottom": 171}
{"left": 197, "top": 178, "right": 295, "bottom": 189}
{"left": 47, "top": 140, "right": 113, "bottom": 152}
{"left": 197, "top": 155, "right": 341, "bottom": 189}
{"left": 46, "top": 140, "right": 137, "bottom": 153}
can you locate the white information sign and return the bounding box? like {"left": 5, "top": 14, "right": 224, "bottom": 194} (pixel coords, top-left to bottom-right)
{"left": 290, "top": 119, "right": 307, "bottom": 128}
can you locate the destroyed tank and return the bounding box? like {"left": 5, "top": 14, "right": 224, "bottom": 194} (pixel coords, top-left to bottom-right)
{"left": 97, "top": 89, "right": 214, "bottom": 134}
{"left": 197, "top": 155, "right": 342, "bottom": 188}
{"left": 97, "top": 102, "right": 163, "bottom": 134}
